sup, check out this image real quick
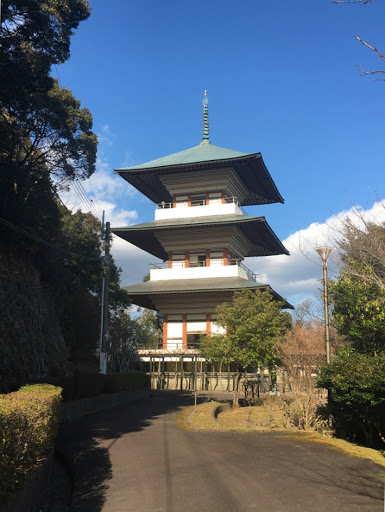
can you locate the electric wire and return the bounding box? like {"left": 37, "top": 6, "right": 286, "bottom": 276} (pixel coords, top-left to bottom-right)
{"left": 72, "top": 180, "right": 102, "bottom": 221}
{"left": 0, "top": 217, "right": 102, "bottom": 263}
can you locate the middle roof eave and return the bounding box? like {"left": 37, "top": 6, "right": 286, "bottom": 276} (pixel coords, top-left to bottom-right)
{"left": 112, "top": 214, "right": 289, "bottom": 260}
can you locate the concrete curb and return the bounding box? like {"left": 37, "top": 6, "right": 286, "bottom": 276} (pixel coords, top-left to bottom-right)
{"left": 61, "top": 388, "right": 150, "bottom": 422}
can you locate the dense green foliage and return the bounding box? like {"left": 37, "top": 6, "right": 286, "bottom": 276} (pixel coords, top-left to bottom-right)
{"left": 318, "top": 350, "right": 385, "bottom": 448}
{"left": 0, "top": 1, "right": 97, "bottom": 243}
{"left": 320, "top": 220, "right": 385, "bottom": 448}
{"left": 200, "top": 289, "right": 289, "bottom": 403}
{"left": 0, "top": 1, "right": 132, "bottom": 391}
{"left": 109, "top": 310, "right": 163, "bottom": 372}
{"left": 201, "top": 289, "right": 289, "bottom": 371}
{"left": 330, "top": 275, "right": 385, "bottom": 355}
{"left": 0, "top": 384, "right": 62, "bottom": 500}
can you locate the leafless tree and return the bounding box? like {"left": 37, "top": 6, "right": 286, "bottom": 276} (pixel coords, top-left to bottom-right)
{"left": 336, "top": 210, "right": 385, "bottom": 291}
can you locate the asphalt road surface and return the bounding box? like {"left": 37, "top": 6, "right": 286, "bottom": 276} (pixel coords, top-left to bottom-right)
{"left": 56, "top": 391, "right": 384, "bottom": 512}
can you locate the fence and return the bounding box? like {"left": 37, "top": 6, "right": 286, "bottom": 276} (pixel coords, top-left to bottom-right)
{"left": 149, "top": 371, "right": 273, "bottom": 394}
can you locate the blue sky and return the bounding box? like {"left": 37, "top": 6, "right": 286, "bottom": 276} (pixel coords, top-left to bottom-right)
{"left": 58, "top": 0, "right": 385, "bottom": 306}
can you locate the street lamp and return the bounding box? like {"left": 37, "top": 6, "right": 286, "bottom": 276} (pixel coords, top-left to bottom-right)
{"left": 316, "top": 246, "right": 333, "bottom": 364}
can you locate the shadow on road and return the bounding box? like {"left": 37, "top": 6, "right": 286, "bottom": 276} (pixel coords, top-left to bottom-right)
{"left": 55, "top": 391, "right": 199, "bottom": 511}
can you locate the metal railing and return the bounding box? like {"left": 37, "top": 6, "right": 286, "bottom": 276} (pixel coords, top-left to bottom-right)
{"left": 156, "top": 196, "right": 244, "bottom": 209}
{"left": 150, "top": 259, "right": 257, "bottom": 280}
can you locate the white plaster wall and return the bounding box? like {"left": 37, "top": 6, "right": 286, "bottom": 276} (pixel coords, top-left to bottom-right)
{"left": 168, "top": 322, "right": 183, "bottom": 337}
{"left": 187, "top": 321, "right": 206, "bottom": 332}
{"left": 211, "top": 322, "right": 226, "bottom": 334}
{"left": 155, "top": 202, "right": 243, "bottom": 220}
{"left": 150, "top": 264, "right": 249, "bottom": 281}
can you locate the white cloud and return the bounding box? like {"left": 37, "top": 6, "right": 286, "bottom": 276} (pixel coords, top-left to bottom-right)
{"left": 111, "top": 235, "right": 157, "bottom": 287}
{"left": 248, "top": 200, "right": 385, "bottom": 306}
{"left": 97, "top": 124, "right": 113, "bottom": 147}
{"left": 58, "top": 172, "right": 138, "bottom": 227}
{"left": 85, "top": 157, "right": 137, "bottom": 199}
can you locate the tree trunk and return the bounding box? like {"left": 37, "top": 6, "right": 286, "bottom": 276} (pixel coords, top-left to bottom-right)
{"left": 233, "top": 370, "right": 242, "bottom": 407}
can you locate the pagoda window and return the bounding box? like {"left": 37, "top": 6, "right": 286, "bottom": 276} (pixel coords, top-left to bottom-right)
{"left": 187, "top": 314, "right": 207, "bottom": 348}
{"left": 190, "top": 251, "right": 206, "bottom": 267}
{"left": 187, "top": 333, "right": 204, "bottom": 348}
{"left": 210, "top": 249, "right": 224, "bottom": 266}
{"left": 208, "top": 191, "right": 222, "bottom": 205}
{"left": 190, "top": 193, "right": 207, "bottom": 207}
{"left": 172, "top": 252, "right": 185, "bottom": 268}
{"left": 175, "top": 195, "right": 188, "bottom": 208}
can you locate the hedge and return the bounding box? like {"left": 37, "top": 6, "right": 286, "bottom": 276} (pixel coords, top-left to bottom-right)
{"left": 47, "top": 370, "right": 148, "bottom": 401}
{"left": 0, "top": 384, "right": 62, "bottom": 501}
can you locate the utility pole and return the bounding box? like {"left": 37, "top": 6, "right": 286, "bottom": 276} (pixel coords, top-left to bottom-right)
{"left": 316, "top": 246, "right": 333, "bottom": 364}
{"left": 99, "top": 212, "right": 110, "bottom": 374}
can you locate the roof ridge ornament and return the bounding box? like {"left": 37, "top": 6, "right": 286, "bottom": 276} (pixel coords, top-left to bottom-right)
{"left": 201, "top": 90, "right": 209, "bottom": 145}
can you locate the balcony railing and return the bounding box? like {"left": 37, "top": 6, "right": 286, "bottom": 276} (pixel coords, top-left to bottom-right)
{"left": 156, "top": 196, "right": 246, "bottom": 210}
{"left": 150, "top": 259, "right": 258, "bottom": 280}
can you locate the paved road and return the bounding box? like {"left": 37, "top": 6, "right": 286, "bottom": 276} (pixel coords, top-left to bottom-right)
{"left": 56, "top": 391, "right": 384, "bottom": 512}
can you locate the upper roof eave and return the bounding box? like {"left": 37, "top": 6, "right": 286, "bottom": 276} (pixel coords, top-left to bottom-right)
{"left": 114, "top": 144, "right": 284, "bottom": 206}
{"left": 115, "top": 143, "right": 252, "bottom": 172}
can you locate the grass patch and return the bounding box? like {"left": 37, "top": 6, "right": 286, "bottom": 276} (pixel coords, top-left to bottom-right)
{"left": 276, "top": 432, "right": 385, "bottom": 469}
{"left": 177, "top": 401, "right": 222, "bottom": 431}
{"left": 177, "top": 401, "right": 385, "bottom": 469}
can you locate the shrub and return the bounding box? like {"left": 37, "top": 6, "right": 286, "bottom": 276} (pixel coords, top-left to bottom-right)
{"left": 317, "top": 351, "right": 385, "bottom": 448}
{"left": 48, "top": 370, "right": 148, "bottom": 401}
{"left": 0, "top": 384, "right": 62, "bottom": 501}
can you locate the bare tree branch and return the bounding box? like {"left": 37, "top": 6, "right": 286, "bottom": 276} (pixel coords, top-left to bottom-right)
{"left": 355, "top": 35, "right": 385, "bottom": 61}
{"left": 334, "top": 1, "right": 375, "bottom": 4}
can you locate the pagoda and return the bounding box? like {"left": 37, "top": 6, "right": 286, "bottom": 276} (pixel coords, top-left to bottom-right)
{"left": 113, "top": 92, "right": 291, "bottom": 366}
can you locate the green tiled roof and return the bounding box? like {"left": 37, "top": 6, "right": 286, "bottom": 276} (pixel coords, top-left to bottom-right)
{"left": 114, "top": 144, "right": 284, "bottom": 207}
{"left": 124, "top": 277, "right": 293, "bottom": 310}
{"left": 116, "top": 144, "right": 248, "bottom": 171}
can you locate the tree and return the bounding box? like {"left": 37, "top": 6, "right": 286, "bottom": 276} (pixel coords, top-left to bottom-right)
{"left": 330, "top": 275, "right": 385, "bottom": 355}
{"left": 136, "top": 309, "right": 163, "bottom": 348}
{"left": 319, "top": 213, "right": 385, "bottom": 446}
{"left": 109, "top": 313, "right": 142, "bottom": 373}
{"left": 318, "top": 349, "right": 385, "bottom": 448}
{"left": 0, "top": 1, "right": 97, "bottom": 250}
{"left": 109, "top": 309, "right": 163, "bottom": 372}
{"left": 337, "top": 219, "right": 385, "bottom": 291}
{"left": 200, "top": 289, "right": 289, "bottom": 405}
{"left": 279, "top": 299, "right": 336, "bottom": 429}
{"left": 56, "top": 208, "right": 130, "bottom": 360}
{"left": 330, "top": 219, "right": 385, "bottom": 355}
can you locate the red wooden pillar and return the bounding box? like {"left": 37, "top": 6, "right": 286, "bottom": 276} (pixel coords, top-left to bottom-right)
{"left": 173, "top": 195, "right": 176, "bottom": 208}
{"left": 206, "top": 249, "right": 210, "bottom": 267}
{"left": 168, "top": 251, "right": 172, "bottom": 269}
{"left": 182, "top": 314, "right": 187, "bottom": 349}
{"left": 205, "top": 192, "right": 210, "bottom": 205}
{"left": 188, "top": 194, "right": 192, "bottom": 207}
{"left": 206, "top": 313, "right": 211, "bottom": 337}
{"left": 221, "top": 190, "right": 226, "bottom": 204}
{"left": 163, "top": 314, "right": 168, "bottom": 349}
{"left": 184, "top": 250, "right": 190, "bottom": 268}
{"left": 223, "top": 248, "right": 229, "bottom": 266}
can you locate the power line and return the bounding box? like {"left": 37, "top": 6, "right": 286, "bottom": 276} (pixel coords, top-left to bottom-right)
{"left": 76, "top": 179, "right": 102, "bottom": 220}
{"left": 0, "top": 217, "right": 102, "bottom": 263}
{"left": 72, "top": 180, "right": 102, "bottom": 221}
